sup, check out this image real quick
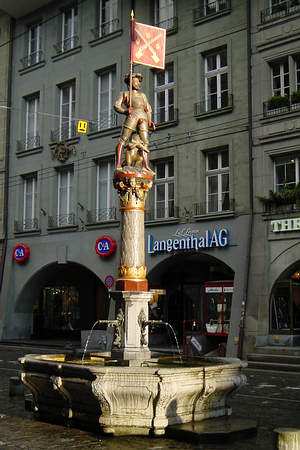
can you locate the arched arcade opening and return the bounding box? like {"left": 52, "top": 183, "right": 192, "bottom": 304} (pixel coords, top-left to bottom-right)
{"left": 147, "top": 252, "right": 234, "bottom": 351}
{"left": 16, "top": 262, "right": 109, "bottom": 341}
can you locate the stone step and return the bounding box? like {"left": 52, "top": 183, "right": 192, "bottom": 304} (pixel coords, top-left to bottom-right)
{"left": 253, "top": 346, "right": 300, "bottom": 357}
{"left": 247, "top": 352, "right": 300, "bottom": 365}
{"left": 247, "top": 360, "right": 300, "bottom": 372}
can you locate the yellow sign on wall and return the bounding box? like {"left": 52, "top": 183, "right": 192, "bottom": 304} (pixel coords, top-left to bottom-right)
{"left": 78, "top": 120, "right": 87, "bottom": 133}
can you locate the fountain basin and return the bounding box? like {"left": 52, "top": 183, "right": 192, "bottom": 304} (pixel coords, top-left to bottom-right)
{"left": 19, "top": 353, "right": 247, "bottom": 436}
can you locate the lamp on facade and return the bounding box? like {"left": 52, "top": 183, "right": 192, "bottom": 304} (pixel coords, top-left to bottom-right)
{"left": 291, "top": 270, "right": 300, "bottom": 280}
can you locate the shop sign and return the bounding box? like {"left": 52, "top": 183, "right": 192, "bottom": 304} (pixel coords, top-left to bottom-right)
{"left": 13, "top": 243, "right": 30, "bottom": 262}
{"left": 271, "top": 217, "right": 300, "bottom": 233}
{"left": 147, "top": 228, "right": 229, "bottom": 254}
{"left": 95, "top": 236, "right": 117, "bottom": 258}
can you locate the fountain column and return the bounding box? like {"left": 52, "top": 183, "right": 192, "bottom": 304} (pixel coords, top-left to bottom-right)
{"left": 111, "top": 167, "right": 154, "bottom": 364}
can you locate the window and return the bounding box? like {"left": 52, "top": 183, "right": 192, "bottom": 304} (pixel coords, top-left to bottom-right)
{"left": 95, "top": 159, "right": 115, "bottom": 221}
{"left": 154, "top": 159, "right": 174, "bottom": 219}
{"left": 25, "top": 94, "right": 40, "bottom": 149}
{"left": 274, "top": 155, "right": 300, "bottom": 191}
{"left": 206, "top": 149, "right": 229, "bottom": 213}
{"left": 271, "top": 59, "right": 290, "bottom": 97}
{"left": 204, "top": 48, "right": 228, "bottom": 112}
{"left": 22, "top": 173, "right": 37, "bottom": 231}
{"left": 61, "top": 6, "right": 78, "bottom": 51}
{"left": 154, "top": 0, "right": 175, "bottom": 29}
{"left": 154, "top": 63, "right": 174, "bottom": 125}
{"left": 27, "top": 23, "right": 42, "bottom": 66}
{"left": 296, "top": 55, "right": 300, "bottom": 91}
{"left": 99, "top": 0, "right": 118, "bottom": 36}
{"left": 204, "top": 0, "right": 228, "bottom": 15}
{"left": 59, "top": 81, "right": 76, "bottom": 140}
{"left": 97, "top": 68, "right": 116, "bottom": 130}
{"left": 57, "top": 167, "right": 74, "bottom": 226}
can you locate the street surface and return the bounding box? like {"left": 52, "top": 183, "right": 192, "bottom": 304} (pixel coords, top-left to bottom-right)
{"left": 0, "top": 344, "right": 300, "bottom": 449}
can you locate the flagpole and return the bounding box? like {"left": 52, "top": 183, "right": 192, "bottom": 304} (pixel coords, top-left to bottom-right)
{"left": 129, "top": 10, "right": 134, "bottom": 109}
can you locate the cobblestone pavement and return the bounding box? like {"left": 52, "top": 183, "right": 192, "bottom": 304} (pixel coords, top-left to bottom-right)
{"left": 1, "top": 344, "right": 300, "bottom": 449}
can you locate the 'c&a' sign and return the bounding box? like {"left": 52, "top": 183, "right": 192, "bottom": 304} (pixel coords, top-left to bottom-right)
{"left": 95, "top": 236, "right": 117, "bottom": 258}
{"left": 13, "top": 244, "right": 30, "bottom": 262}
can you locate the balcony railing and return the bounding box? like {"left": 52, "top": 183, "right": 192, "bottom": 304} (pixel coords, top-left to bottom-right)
{"left": 263, "top": 98, "right": 300, "bottom": 118}
{"left": 263, "top": 202, "right": 300, "bottom": 214}
{"left": 153, "top": 107, "right": 178, "bottom": 127}
{"left": 20, "top": 50, "right": 44, "bottom": 68}
{"left": 86, "top": 208, "right": 117, "bottom": 224}
{"left": 48, "top": 213, "right": 76, "bottom": 228}
{"left": 194, "top": 93, "right": 233, "bottom": 116}
{"left": 54, "top": 35, "right": 80, "bottom": 54}
{"left": 261, "top": 0, "right": 300, "bottom": 23}
{"left": 17, "top": 135, "right": 40, "bottom": 152}
{"left": 51, "top": 122, "right": 77, "bottom": 142}
{"left": 193, "top": 0, "right": 231, "bottom": 22}
{"left": 193, "top": 198, "right": 234, "bottom": 216}
{"left": 145, "top": 205, "right": 179, "bottom": 221}
{"left": 14, "top": 218, "right": 39, "bottom": 233}
{"left": 89, "top": 111, "right": 118, "bottom": 133}
{"left": 91, "top": 18, "right": 120, "bottom": 39}
{"left": 154, "top": 16, "right": 178, "bottom": 33}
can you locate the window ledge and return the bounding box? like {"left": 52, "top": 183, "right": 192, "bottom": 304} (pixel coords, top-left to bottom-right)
{"left": 51, "top": 46, "right": 82, "bottom": 62}
{"left": 155, "top": 118, "right": 178, "bottom": 130}
{"left": 47, "top": 225, "right": 78, "bottom": 233}
{"left": 194, "top": 105, "right": 233, "bottom": 120}
{"left": 193, "top": 8, "right": 231, "bottom": 26}
{"left": 89, "top": 28, "right": 123, "bottom": 47}
{"left": 85, "top": 220, "right": 120, "bottom": 229}
{"left": 16, "top": 146, "right": 43, "bottom": 158}
{"left": 145, "top": 217, "right": 180, "bottom": 227}
{"left": 19, "top": 61, "right": 46, "bottom": 75}
{"left": 49, "top": 136, "right": 80, "bottom": 148}
{"left": 14, "top": 229, "right": 41, "bottom": 236}
{"left": 87, "top": 126, "right": 121, "bottom": 140}
{"left": 193, "top": 210, "right": 235, "bottom": 222}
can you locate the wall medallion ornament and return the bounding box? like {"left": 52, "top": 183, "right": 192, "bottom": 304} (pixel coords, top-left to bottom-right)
{"left": 51, "top": 141, "right": 76, "bottom": 163}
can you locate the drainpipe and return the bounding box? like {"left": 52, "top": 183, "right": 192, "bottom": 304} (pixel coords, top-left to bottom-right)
{"left": 238, "top": 0, "right": 254, "bottom": 359}
{"left": 0, "top": 16, "right": 13, "bottom": 292}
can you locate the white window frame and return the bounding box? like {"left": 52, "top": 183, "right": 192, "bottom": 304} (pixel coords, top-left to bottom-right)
{"left": 295, "top": 57, "right": 300, "bottom": 91}
{"left": 154, "top": 0, "right": 174, "bottom": 27}
{"left": 206, "top": 150, "right": 229, "bottom": 213}
{"left": 59, "top": 81, "right": 75, "bottom": 140}
{"left": 97, "top": 69, "right": 116, "bottom": 130}
{"left": 205, "top": 0, "right": 227, "bottom": 16}
{"left": 28, "top": 23, "right": 42, "bottom": 65}
{"left": 154, "top": 159, "right": 174, "bottom": 219}
{"left": 274, "top": 155, "right": 300, "bottom": 191}
{"left": 62, "top": 6, "right": 78, "bottom": 51}
{"left": 204, "top": 49, "right": 228, "bottom": 112}
{"left": 23, "top": 173, "right": 37, "bottom": 230}
{"left": 96, "top": 159, "right": 115, "bottom": 221}
{"left": 25, "top": 94, "right": 39, "bottom": 150}
{"left": 154, "top": 63, "right": 174, "bottom": 124}
{"left": 99, "top": 0, "right": 118, "bottom": 36}
{"left": 271, "top": 59, "right": 290, "bottom": 97}
{"left": 57, "top": 167, "right": 73, "bottom": 225}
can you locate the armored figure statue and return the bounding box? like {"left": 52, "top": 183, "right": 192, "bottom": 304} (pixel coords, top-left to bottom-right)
{"left": 114, "top": 73, "right": 155, "bottom": 169}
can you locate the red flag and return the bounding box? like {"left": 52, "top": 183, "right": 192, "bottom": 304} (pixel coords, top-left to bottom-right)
{"left": 131, "top": 21, "right": 166, "bottom": 70}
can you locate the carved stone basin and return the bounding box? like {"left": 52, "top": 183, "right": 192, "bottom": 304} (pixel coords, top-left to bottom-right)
{"left": 19, "top": 353, "right": 247, "bottom": 436}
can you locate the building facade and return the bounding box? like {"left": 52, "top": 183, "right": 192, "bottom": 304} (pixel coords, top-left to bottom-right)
{"left": 245, "top": 0, "right": 300, "bottom": 352}
{"left": 0, "top": 0, "right": 256, "bottom": 357}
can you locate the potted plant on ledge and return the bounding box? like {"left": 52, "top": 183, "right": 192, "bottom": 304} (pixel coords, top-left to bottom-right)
{"left": 291, "top": 90, "right": 300, "bottom": 111}
{"left": 257, "top": 182, "right": 300, "bottom": 213}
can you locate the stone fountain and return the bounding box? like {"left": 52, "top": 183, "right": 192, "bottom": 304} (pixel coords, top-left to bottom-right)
{"left": 19, "top": 72, "right": 247, "bottom": 437}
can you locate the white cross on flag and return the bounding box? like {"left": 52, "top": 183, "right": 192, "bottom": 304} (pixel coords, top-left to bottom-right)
{"left": 131, "top": 22, "right": 166, "bottom": 70}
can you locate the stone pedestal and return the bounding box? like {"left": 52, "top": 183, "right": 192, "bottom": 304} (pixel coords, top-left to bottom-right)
{"left": 111, "top": 290, "right": 153, "bottom": 365}
{"left": 113, "top": 167, "right": 153, "bottom": 292}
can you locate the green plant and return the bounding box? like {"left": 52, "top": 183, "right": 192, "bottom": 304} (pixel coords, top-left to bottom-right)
{"left": 291, "top": 90, "right": 300, "bottom": 104}
{"left": 257, "top": 182, "right": 300, "bottom": 207}
{"left": 267, "top": 95, "right": 289, "bottom": 110}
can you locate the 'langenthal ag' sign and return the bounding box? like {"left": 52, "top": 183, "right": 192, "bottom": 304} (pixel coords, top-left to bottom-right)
{"left": 147, "top": 228, "right": 229, "bottom": 254}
